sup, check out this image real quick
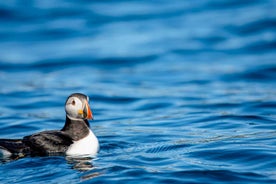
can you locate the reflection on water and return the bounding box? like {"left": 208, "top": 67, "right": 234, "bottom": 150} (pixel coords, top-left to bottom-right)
{"left": 66, "top": 156, "right": 104, "bottom": 181}
{"left": 66, "top": 156, "right": 95, "bottom": 171}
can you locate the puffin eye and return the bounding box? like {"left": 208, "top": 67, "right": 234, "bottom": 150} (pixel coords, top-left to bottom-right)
{"left": 72, "top": 100, "right": 75, "bottom": 106}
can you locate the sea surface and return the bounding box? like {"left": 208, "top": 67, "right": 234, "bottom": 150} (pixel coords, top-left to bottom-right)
{"left": 0, "top": 0, "right": 275, "bottom": 183}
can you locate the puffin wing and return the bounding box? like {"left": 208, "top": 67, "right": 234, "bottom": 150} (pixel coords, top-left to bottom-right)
{"left": 0, "top": 139, "right": 30, "bottom": 156}
{"left": 23, "top": 130, "right": 73, "bottom": 155}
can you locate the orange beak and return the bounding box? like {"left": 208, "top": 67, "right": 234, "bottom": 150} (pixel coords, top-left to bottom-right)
{"left": 85, "top": 101, "right": 93, "bottom": 120}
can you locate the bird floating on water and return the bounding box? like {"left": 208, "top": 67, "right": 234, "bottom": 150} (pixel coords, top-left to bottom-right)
{"left": 0, "top": 93, "right": 99, "bottom": 158}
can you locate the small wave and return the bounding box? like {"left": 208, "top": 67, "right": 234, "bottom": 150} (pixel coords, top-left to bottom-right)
{"left": 160, "top": 169, "right": 271, "bottom": 183}
{"left": 226, "top": 18, "right": 276, "bottom": 35}
{"left": 221, "top": 65, "right": 276, "bottom": 82}
{"left": 146, "top": 143, "right": 188, "bottom": 154}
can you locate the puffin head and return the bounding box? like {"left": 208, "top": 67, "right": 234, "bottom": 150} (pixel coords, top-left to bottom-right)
{"left": 65, "top": 93, "right": 93, "bottom": 120}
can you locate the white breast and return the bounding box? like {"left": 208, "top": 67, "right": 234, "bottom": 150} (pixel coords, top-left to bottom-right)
{"left": 66, "top": 130, "right": 99, "bottom": 156}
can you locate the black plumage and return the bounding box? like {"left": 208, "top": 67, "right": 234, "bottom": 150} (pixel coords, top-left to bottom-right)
{"left": 0, "top": 93, "right": 94, "bottom": 158}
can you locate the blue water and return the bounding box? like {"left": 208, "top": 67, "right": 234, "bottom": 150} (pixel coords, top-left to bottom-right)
{"left": 0, "top": 0, "right": 276, "bottom": 183}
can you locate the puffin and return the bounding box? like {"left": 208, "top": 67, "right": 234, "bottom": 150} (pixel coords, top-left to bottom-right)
{"left": 0, "top": 93, "right": 99, "bottom": 158}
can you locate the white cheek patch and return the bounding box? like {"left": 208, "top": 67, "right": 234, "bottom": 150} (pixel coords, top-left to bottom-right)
{"left": 65, "top": 97, "right": 83, "bottom": 118}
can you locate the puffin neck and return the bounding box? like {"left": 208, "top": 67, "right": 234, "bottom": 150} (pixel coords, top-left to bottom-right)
{"left": 61, "top": 116, "right": 90, "bottom": 141}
